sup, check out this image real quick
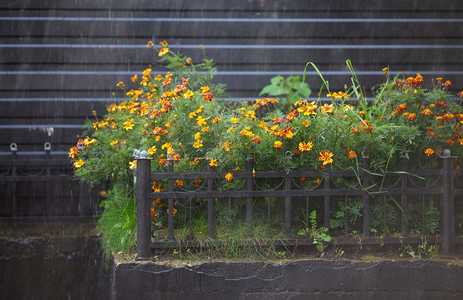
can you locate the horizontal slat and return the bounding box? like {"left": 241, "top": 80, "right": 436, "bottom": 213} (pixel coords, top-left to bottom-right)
{"left": 1, "top": 0, "right": 462, "bottom": 12}
{"left": 2, "top": 19, "right": 463, "bottom": 39}
{"left": 2, "top": 46, "right": 463, "bottom": 65}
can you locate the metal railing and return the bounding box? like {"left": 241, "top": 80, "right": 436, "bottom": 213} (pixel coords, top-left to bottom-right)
{"left": 135, "top": 149, "right": 462, "bottom": 259}
{"left": 0, "top": 142, "right": 99, "bottom": 220}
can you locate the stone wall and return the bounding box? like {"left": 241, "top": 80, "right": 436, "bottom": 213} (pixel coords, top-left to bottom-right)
{"left": 112, "top": 259, "right": 463, "bottom": 300}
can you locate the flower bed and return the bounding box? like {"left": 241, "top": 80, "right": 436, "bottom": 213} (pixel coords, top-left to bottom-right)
{"left": 69, "top": 41, "right": 463, "bottom": 258}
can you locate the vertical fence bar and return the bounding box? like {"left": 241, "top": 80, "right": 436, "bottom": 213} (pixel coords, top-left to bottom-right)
{"left": 207, "top": 161, "right": 214, "bottom": 238}
{"left": 10, "top": 143, "right": 17, "bottom": 217}
{"left": 246, "top": 158, "right": 253, "bottom": 235}
{"left": 441, "top": 149, "right": 455, "bottom": 255}
{"left": 45, "top": 142, "right": 51, "bottom": 216}
{"left": 136, "top": 152, "right": 151, "bottom": 260}
{"left": 401, "top": 156, "right": 408, "bottom": 236}
{"left": 362, "top": 156, "right": 370, "bottom": 238}
{"left": 285, "top": 174, "right": 292, "bottom": 237}
{"left": 324, "top": 176, "right": 330, "bottom": 229}
{"left": 167, "top": 158, "right": 175, "bottom": 240}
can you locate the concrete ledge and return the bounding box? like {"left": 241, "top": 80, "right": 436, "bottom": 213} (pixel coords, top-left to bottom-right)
{"left": 112, "top": 259, "right": 463, "bottom": 300}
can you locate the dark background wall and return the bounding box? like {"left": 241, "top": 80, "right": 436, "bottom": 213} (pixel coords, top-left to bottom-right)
{"left": 0, "top": 1, "right": 462, "bottom": 217}
{"left": 1, "top": 0, "right": 462, "bottom": 153}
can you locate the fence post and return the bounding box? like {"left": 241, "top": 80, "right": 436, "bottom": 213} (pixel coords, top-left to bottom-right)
{"left": 136, "top": 150, "right": 151, "bottom": 260}
{"left": 401, "top": 156, "right": 408, "bottom": 236}
{"left": 207, "top": 161, "right": 214, "bottom": 238}
{"left": 285, "top": 174, "right": 291, "bottom": 237}
{"left": 362, "top": 156, "right": 370, "bottom": 239}
{"left": 324, "top": 175, "right": 330, "bottom": 230}
{"left": 441, "top": 149, "right": 455, "bottom": 256}
{"left": 246, "top": 158, "right": 253, "bottom": 235}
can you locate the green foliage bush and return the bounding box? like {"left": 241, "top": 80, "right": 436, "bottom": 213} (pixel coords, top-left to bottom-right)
{"left": 69, "top": 41, "right": 463, "bottom": 254}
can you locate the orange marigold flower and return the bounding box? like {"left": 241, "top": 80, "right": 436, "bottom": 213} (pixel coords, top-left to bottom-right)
{"left": 223, "top": 140, "right": 231, "bottom": 152}
{"left": 442, "top": 80, "right": 452, "bottom": 88}
{"left": 150, "top": 208, "right": 157, "bottom": 219}
{"left": 298, "top": 141, "right": 314, "bottom": 152}
{"left": 318, "top": 150, "right": 334, "bottom": 166}
{"left": 158, "top": 47, "right": 169, "bottom": 57}
{"left": 146, "top": 41, "right": 154, "bottom": 47}
{"left": 194, "top": 179, "right": 202, "bottom": 186}
{"left": 225, "top": 172, "right": 234, "bottom": 181}
{"left": 442, "top": 113, "right": 454, "bottom": 121}
{"left": 408, "top": 113, "right": 417, "bottom": 121}
{"left": 175, "top": 179, "right": 184, "bottom": 187}
{"left": 424, "top": 148, "right": 434, "bottom": 157}
{"left": 421, "top": 108, "right": 432, "bottom": 116}
{"left": 209, "top": 159, "right": 218, "bottom": 167}
{"left": 382, "top": 67, "right": 388, "bottom": 73}
{"left": 68, "top": 146, "right": 80, "bottom": 159}
{"left": 159, "top": 40, "right": 168, "bottom": 47}
{"left": 230, "top": 118, "right": 239, "bottom": 124}
{"left": 252, "top": 136, "right": 261, "bottom": 144}
{"left": 167, "top": 207, "right": 177, "bottom": 216}
{"left": 348, "top": 150, "right": 357, "bottom": 159}
{"left": 396, "top": 104, "right": 407, "bottom": 112}
{"left": 116, "top": 81, "right": 124, "bottom": 89}
{"left": 274, "top": 141, "right": 283, "bottom": 149}
{"left": 458, "top": 91, "right": 463, "bottom": 98}
{"left": 131, "top": 74, "right": 138, "bottom": 82}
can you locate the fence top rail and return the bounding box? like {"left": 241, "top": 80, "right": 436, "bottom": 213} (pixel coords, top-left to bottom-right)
{"left": 150, "top": 168, "right": 443, "bottom": 180}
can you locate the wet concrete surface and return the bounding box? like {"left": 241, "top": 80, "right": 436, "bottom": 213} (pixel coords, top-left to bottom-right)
{"left": 0, "top": 221, "right": 110, "bottom": 300}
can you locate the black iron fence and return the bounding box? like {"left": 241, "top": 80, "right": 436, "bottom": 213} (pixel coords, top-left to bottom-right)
{"left": 135, "top": 149, "right": 463, "bottom": 259}
{"left": 0, "top": 142, "right": 100, "bottom": 220}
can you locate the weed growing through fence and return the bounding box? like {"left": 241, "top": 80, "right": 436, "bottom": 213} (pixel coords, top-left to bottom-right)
{"left": 70, "top": 41, "right": 463, "bottom": 255}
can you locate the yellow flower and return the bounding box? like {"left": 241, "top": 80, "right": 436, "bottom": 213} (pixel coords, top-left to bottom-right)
{"left": 129, "top": 160, "right": 137, "bottom": 170}
{"left": 131, "top": 74, "right": 138, "bottom": 82}
{"left": 159, "top": 40, "right": 168, "bottom": 47}
{"left": 201, "top": 126, "right": 209, "bottom": 132}
{"left": 73, "top": 159, "right": 85, "bottom": 168}
{"left": 184, "top": 90, "right": 194, "bottom": 99}
{"left": 225, "top": 173, "right": 234, "bottom": 181}
{"left": 274, "top": 141, "right": 283, "bottom": 149}
{"left": 318, "top": 150, "right": 334, "bottom": 166}
{"left": 424, "top": 148, "right": 434, "bottom": 157}
{"left": 188, "top": 111, "right": 197, "bottom": 119}
{"left": 175, "top": 179, "right": 184, "bottom": 187}
{"left": 116, "top": 81, "right": 124, "bottom": 89}
{"left": 230, "top": 118, "right": 239, "bottom": 124}
{"left": 193, "top": 140, "right": 203, "bottom": 148}
{"left": 158, "top": 47, "right": 169, "bottom": 57}
{"left": 301, "top": 120, "right": 310, "bottom": 127}
{"left": 146, "top": 41, "right": 154, "bottom": 47}
{"left": 209, "top": 159, "right": 218, "bottom": 167}
{"left": 200, "top": 86, "right": 210, "bottom": 95}
{"left": 110, "top": 140, "right": 118, "bottom": 146}
{"left": 197, "top": 116, "right": 207, "bottom": 126}
{"left": 298, "top": 141, "right": 313, "bottom": 152}
{"left": 148, "top": 146, "right": 157, "bottom": 155}
{"left": 83, "top": 136, "right": 96, "bottom": 146}
{"left": 123, "top": 118, "right": 134, "bottom": 131}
